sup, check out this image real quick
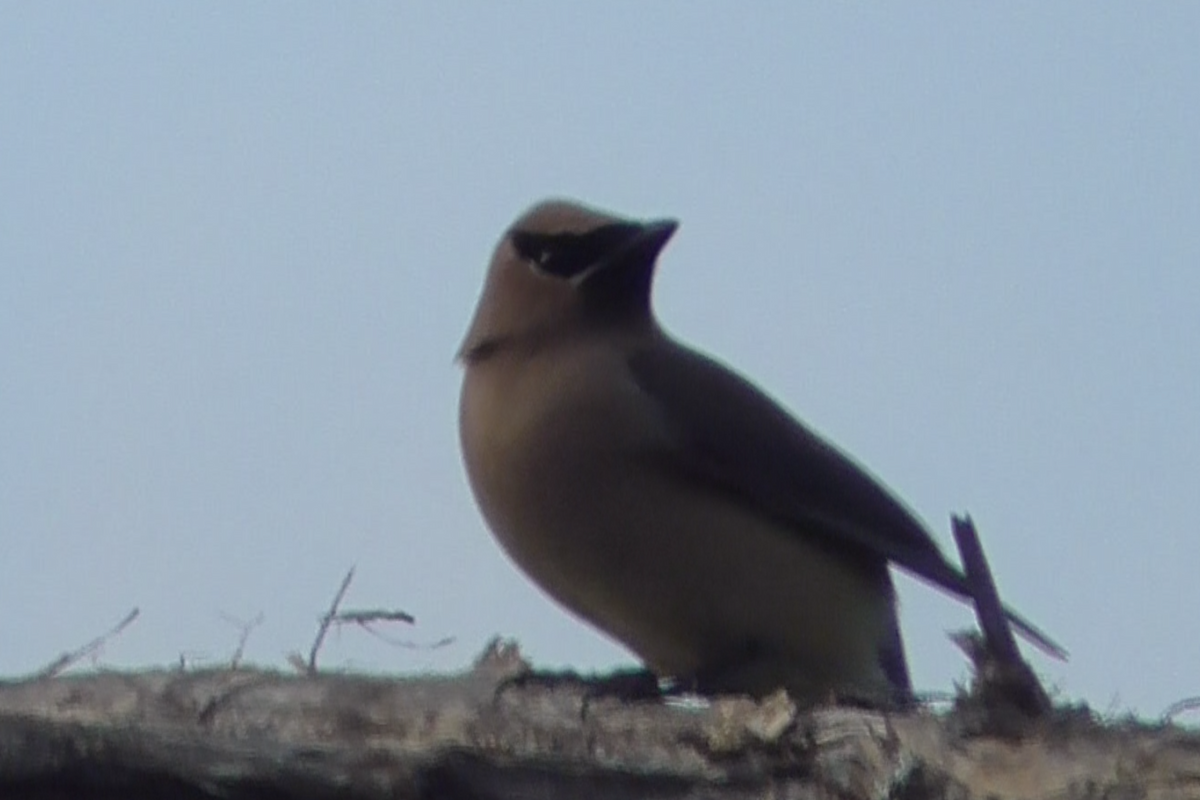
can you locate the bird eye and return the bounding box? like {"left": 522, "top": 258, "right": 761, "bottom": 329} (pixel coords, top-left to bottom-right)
{"left": 511, "top": 223, "right": 646, "bottom": 281}
{"left": 511, "top": 231, "right": 555, "bottom": 267}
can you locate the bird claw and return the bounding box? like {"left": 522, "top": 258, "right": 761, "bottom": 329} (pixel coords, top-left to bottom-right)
{"left": 493, "top": 666, "right": 664, "bottom": 709}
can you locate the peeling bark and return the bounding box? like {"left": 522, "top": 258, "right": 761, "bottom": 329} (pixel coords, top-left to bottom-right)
{"left": 0, "top": 644, "right": 1196, "bottom": 800}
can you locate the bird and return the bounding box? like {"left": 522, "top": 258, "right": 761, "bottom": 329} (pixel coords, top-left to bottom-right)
{"left": 457, "top": 198, "right": 1060, "bottom": 706}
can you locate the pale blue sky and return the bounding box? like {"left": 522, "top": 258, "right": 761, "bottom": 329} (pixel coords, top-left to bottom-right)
{"left": 2, "top": 5, "right": 1198, "bottom": 717}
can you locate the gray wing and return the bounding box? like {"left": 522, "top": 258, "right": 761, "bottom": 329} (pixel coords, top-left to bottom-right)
{"left": 627, "top": 340, "right": 1065, "bottom": 659}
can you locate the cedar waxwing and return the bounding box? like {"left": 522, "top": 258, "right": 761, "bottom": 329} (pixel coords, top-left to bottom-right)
{"left": 457, "top": 199, "right": 1060, "bottom": 705}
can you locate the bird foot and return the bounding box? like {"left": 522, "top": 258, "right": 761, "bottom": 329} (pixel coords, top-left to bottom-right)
{"left": 493, "top": 666, "right": 664, "bottom": 708}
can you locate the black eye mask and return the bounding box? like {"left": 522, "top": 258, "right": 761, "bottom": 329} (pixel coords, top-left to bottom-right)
{"left": 511, "top": 222, "right": 645, "bottom": 281}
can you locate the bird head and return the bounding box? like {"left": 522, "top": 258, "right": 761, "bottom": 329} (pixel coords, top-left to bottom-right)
{"left": 458, "top": 199, "right": 677, "bottom": 363}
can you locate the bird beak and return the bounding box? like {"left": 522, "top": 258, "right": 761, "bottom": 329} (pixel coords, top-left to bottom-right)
{"left": 592, "top": 218, "right": 678, "bottom": 277}
{"left": 628, "top": 219, "right": 679, "bottom": 259}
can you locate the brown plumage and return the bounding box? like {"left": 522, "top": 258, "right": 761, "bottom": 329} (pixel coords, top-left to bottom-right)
{"left": 458, "top": 198, "right": 1058, "bottom": 705}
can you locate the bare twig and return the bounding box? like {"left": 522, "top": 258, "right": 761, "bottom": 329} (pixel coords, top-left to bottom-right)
{"left": 323, "top": 607, "right": 454, "bottom": 651}
{"left": 219, "top": 612, "right": 265, "bottom": 669}
{"left": 952, "top": 515, "right": 1021, "bottom": 666}
{"left": 355, "top": 624, "right": 455, "bottom": 651}
{"left": 1161, "top": 696, "right": 1200, "bottom": 724}
{"left": 329, "top": 608, "right": 440, "bottom": 648}
{"left": 34, "top": 608, "right": 141, "bottom": 679}
{"left": 951, "top": 515, "right": 1051, "bottom": 719}
{"left": 307, "top": 568, "right": 356, "bottom": 674}
{"left": 330, "top": 609, "right": 415, "bottom": 626}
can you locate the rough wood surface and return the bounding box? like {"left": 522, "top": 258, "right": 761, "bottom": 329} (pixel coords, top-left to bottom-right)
{"left": 0, "top": 642, "right": 1196, "bottom": 800}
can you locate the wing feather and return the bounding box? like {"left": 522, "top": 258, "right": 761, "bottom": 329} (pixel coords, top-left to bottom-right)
{"left": 627, "top": 340, "right": 1064, "bottom": 659}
